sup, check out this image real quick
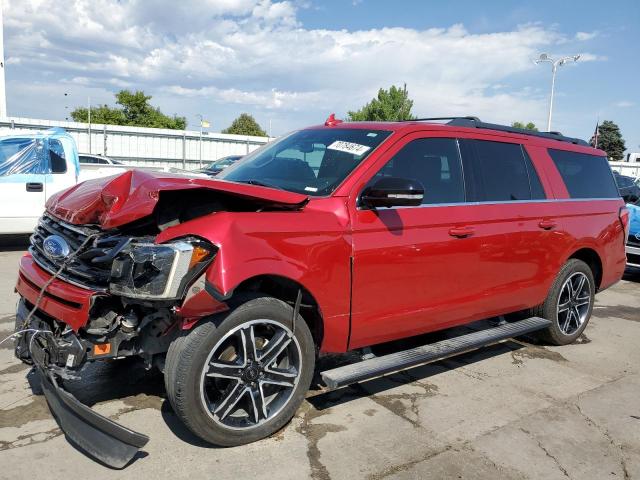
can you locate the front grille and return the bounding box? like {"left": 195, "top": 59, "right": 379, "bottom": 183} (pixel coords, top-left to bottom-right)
{"left": 30, "top": 213, "right": 130, "bottom": 291}
{"left": 628, "top": 235, "right": 640, "bottom": 248}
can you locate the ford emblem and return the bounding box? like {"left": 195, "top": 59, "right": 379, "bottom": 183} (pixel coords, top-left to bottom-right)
{"left": 43, "top": 235, "right": 70, "bottom": 260}
{"left": 636, "top": 232, "right": 640, "bottom": 242}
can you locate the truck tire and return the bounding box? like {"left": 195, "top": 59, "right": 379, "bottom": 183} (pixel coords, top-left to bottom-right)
{"left": 165, "top": 295, "right": 315, "bottom": 446}
{"left": 532, "top": 258, "right": 595, "bottom": 346}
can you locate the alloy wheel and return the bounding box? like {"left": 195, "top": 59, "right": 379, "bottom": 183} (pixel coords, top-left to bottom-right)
{"left": 556, "top": 272, "right": 591, "bottom": 335}
{"left": 199, "top": 320, "right": 302, "bottom": 430}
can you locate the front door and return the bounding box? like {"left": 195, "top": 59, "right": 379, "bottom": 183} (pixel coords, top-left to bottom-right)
{"left": 349, "top": 134, "right": 498, "bottom": 348}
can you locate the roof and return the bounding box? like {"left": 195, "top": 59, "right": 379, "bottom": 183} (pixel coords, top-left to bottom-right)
{"left": 305, "top": 116, "right": 600, "bottom": 153}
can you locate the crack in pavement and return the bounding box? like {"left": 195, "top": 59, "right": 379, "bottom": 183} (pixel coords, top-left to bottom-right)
{"left": 574, "top": 402, "right": 631, "bottom": 480}
{"left": 518, "top": 427, "right": 572, "bottom": 478}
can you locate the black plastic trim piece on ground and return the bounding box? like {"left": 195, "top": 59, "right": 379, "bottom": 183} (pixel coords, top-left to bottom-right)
{"left": 39, "top": 369, "right": 149, "bottom": 469}
{"left": 321, "top": 317, "right": 552, "bottom": 390}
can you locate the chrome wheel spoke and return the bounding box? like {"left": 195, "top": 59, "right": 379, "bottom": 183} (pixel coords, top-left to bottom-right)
{"left": 262, "top": 367, "right": 297, "bottom": 387}
{"left": 575, "top": 297, "right": 590, "bottom": 308}
{"left": 215, "top": 381, "right": 248, "bottom": 421}
{"left": 207, "top": 361, "right": 243, "bottom": 380}
{"left": 249, "top": 385, "right": 267, "bottom": 423}
{"left": 558, "top": 299, "right": 571, "bottom": 314}
{"left": 574, "top": 276, "right": 586, "bottom": 297}
{"left": 240, "top": 326, "right": 257, "bottom": 363}
{"left": 259, "top": 330, "right": 292, "bottom": 366}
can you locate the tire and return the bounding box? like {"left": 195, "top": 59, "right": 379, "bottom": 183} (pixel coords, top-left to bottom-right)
{"left": 165, "top": 295, "right": 315, "bottom": 446}
{"left": 531, "top": 258, "right": 595, "bottom": 346}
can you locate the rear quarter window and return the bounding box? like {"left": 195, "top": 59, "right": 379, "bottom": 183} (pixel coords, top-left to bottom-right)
{"left": 548, "top": 149, "right": 619, "bottom": 199}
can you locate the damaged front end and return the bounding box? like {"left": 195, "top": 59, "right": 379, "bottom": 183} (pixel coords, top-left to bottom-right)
{"left": 14, "top": 170, "right": 309, "bottom": 467}
{"left": 15, "top": 214, "right": 218, "bottom": 468}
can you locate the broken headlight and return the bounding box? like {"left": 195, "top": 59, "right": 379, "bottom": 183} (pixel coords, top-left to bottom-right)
{"left": 109, "top": 239, "right": 215, "bottom": 299}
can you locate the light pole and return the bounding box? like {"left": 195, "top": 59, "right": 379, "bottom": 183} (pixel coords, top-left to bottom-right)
{"left": 195, "top": 114, "right": 209, "bottom": 168}
{"left": 535, "top": 53, "right": 581, "bottom": 131}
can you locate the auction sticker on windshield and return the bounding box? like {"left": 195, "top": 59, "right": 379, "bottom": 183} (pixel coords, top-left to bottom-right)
{"left": 327, "top": 140, "right": 371, "bottom": 156}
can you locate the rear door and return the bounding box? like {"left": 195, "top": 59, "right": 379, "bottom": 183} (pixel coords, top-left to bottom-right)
{"left": 0, "top": 137, "right": 47, "bottom": 233}
{"left": 458, "top": 137, "right": 561, "bottom": 312}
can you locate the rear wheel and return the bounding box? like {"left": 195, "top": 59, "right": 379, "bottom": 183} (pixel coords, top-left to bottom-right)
{"left": 532, "top": 259, "right": 595, "bottom": 345}
{"left": 165, "top": 296, "right": 315, "bottom": 446}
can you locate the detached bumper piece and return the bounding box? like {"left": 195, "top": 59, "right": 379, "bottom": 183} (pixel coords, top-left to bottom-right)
{"left": 39, "top": 369, "right": 149, "bottom": 469}
{"left": 17, "top": 299, "right": 149, "bottom": 469}
{"left": 321, "top": 317, "right": 552, "bottom": 389}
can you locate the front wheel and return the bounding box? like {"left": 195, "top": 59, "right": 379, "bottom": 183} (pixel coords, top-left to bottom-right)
{"left": 165, "top": 296, "right": 315, "bottom": 446}
{"left": 533, "top": 258, "right": 595, "bottom": 345}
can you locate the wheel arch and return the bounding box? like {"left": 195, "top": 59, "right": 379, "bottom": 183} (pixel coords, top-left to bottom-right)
{"left": 568, "top": 247, "right": 603, "bottom": 290}
{"left": 227, "top": 274, "right": 325, "bottom": 350}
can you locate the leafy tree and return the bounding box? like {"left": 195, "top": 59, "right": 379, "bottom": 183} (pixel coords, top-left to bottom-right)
{"left": 222, "top": 113, "right": 267, "bottom": 136}
{"left": 70, "top": 90, "right": 187, "bottom": 129}
{"left": 511, "top": 121, "right": 539, "bottom": 131}
{"left": 348, "top": 84, "right": 415, "bottom": 121}
{"left": 591, "top": 120, "right": 626, "bottom": 161}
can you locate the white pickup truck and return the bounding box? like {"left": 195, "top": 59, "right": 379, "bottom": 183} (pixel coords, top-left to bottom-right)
{"left": 0, "top": 128, "right": 208, "bottom": 234}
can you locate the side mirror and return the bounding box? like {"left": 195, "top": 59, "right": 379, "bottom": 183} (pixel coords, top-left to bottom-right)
{"left": 361, "top": 176, "right": 424, "bottom": 208}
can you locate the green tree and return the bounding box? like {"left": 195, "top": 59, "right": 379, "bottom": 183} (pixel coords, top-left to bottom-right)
{"left": 591, "top": 120, "right": 626, "bottom": 161}
{"left": 511, "top": 121, "right": 539, "bottom": 131}
{"left": 70, "top": 90, "right": 187, "bottom": 129}
{"left": 222, "top": 113, "right": 267, "bottom": 136}
{"left": 348, "top": 84, "right": 415, "bottom": 121}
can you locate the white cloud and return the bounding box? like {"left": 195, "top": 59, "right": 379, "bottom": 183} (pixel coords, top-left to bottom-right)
{"left": 575, "top": 31, "right": 598, "bottom": 41}
{"left": 2, "top": 0, "right": 604, "bottom": 132}
{"left": 615, "top": 101, "right": 635, "bottom": 108}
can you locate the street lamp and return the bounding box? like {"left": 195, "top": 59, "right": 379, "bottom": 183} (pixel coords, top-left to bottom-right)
{"left": 535, "top": 53, "right": 581, "bottom": 131}
{"left": 195, "top": 114, "right": 210, "bottom": 168}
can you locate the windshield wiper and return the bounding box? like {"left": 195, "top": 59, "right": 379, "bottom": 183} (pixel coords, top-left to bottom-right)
{"left": 235, "top": 179, "right": 284, "bottom": 190}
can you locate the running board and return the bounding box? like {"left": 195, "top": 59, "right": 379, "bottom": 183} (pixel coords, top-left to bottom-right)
{"left": 321, "top": 317, "right": 551, "bottom": 390}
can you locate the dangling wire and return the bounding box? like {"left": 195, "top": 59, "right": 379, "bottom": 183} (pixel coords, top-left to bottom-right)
{"left": 20, "top": 232, "right": 99, "bottom": 331}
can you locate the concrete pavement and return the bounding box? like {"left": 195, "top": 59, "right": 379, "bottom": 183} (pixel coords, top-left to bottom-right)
{"left": 1, "top": 240, "right": 639, "bottom": 479}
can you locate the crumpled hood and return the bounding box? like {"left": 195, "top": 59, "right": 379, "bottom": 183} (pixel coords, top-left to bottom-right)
{"left": 46, "top": 169, "right": 308, "bottom": 229}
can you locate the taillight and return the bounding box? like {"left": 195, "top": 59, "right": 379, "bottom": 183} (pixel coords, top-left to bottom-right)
{"left": 619, "top": 206, "right": 630, "bottom": 240}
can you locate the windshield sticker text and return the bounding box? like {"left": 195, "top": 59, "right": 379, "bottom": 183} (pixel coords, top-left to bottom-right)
{"left": 327, "top": 141, "right": 371, "bottom": 156}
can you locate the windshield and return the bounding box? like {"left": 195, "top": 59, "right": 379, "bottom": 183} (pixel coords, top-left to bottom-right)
{"left": 206, "top": 156, "right": 240, "bottom": 171}
{"left": 217, "top": 128, "right": 391, "bottom": 195}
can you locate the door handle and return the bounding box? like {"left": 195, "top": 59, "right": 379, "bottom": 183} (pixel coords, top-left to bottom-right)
{"left": 448, "top": 226, "right": 475, "bottom": 238}
{"left": 538, "top": 219, "right": 557, "bottom": 230}
{"left": 26, "top": 182, "right": 43, "bottom": 192}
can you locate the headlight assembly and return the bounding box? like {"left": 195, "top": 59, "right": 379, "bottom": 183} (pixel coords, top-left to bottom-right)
{"left": 109, "top": 239, "right": 215, "bottom": 299}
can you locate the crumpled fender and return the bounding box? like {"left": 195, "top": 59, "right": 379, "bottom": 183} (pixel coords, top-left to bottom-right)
{"left": 156, "top": 198, "right": 353, "bottom": 352}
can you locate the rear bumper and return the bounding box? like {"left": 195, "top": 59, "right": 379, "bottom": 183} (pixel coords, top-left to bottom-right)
{"left": 15, "top": 301, "right": 149, "bottom": 469}
{"left": 16, "top": 253, "right": 97, "bottom": 330}
{"left": 626, "top": 243, "right": 640, "bottom": 268}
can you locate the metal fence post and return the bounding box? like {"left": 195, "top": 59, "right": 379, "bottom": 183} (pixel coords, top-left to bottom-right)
{"left": 103, "top": 124, "right": 107, "bottom": 156}
{"left": 182, "top": 132, "right": 186, "bottom": 169}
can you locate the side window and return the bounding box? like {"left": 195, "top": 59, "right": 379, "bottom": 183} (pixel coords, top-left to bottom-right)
{"left": 49, "top": 139, "right": 67, "bottom": 174}
{"left": 463, "top": 140, "right": 537, "bottom": 202}
{"left": 548, "top": 149, "right": 619, "bottom": 199}
{"left": 370, "top": 138, "right": 465, "bottom": 205}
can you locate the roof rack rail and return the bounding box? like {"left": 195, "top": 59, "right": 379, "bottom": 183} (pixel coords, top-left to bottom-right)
{"left": 405, "top": 116, "right": 590, "bottom": 146}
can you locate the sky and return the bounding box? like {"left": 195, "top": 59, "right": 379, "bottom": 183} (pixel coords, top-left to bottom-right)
{"left": 3, "top": 0, "right": 639, "bottom": 152}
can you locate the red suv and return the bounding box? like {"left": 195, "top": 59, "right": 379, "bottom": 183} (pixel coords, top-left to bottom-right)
{"left": 13, "top": 117, "right": 629, "bottom": 467}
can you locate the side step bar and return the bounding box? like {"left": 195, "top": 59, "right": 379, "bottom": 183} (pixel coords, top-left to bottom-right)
{"left": 321, "top": 317, "right": 551, "bottom": 390}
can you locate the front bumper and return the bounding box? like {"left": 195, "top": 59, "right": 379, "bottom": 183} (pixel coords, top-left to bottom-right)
{"left": 15, "top": 300, "right": 149, "bottom": 469}
{"left": 16, "top": 253, "right": 96, "bottom": 331}
{"left": 626, "top": 243, "right": 640, "bottom": 268}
